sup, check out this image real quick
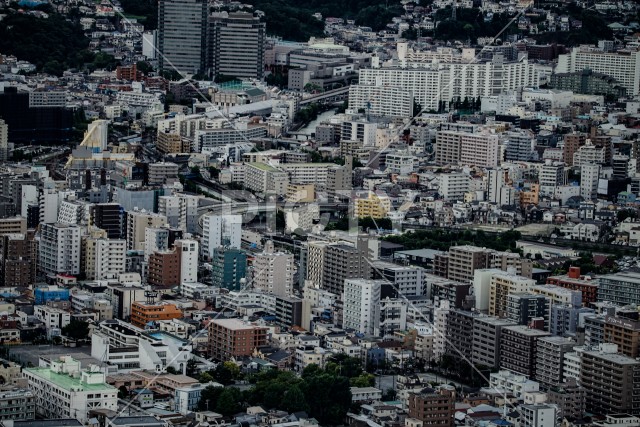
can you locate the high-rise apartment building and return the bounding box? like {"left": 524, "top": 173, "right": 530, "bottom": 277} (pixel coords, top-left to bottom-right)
{"left": 500, "top": 325, "right": 550, "bottom": 378}
{"left": 158, "top": 0, "right": 207, "bottom": 75}
{"left": 342, "top": 279, "right": 383, "bottom": 336}
{"left": 506, "top": 293, "right": 550, "bottom": 328}
{"left": 447, "top": 245, "right": 490, "bottom": 283}
{"left": 472, "top": 316, "right": 516, "bottom": 369}
{"left": 0, "top": 232, "right": 37, "bottom": 287}
{"left": 207, "top": 12, "right": 266, "bottom": 79}
{"left": 580, "top": 343, "right": 640, "bottom": 416}
{"left": 563, "top": 132, "right": 586, "bottom": 166}
{"left": 89, "top": 203, "right": 123, "bottom": 238}
{"left": 322, "top": 241, "right": 371, "bottom": 296}
{"left": 211, "top": 247, "right": 247, "bottom": 290}
{"left": 489, "top": 273, "right": 535, "bottom": 318}
{"left": 557, "top": 46, "right": 640, "bottom": 95}
{"left": 158, "top": 194, "right": 199, "bottom": 233}
{"left": 38, "top": 223, "right": 82, "bottom": 275}
{"left": 535, "top": 336, "right": 576, "bottom": 388}
{"left": 148, "top": 249, "right": 181, "bottom": 288}
{"left": 0, "top": 118, "right": 8, "bottom": 161}
{"left": 201, "top": 214, "right": 242, "bottom": 259}
{"left": 175, "top": 239, "right": 198, "bottom": 284}
{"left": 252, "top": 241, "right": 294, "bottom": 297}
{"left": 125, "top": 210, "right": 167, "bottom": 251}
{"left": 435, "top": 129, "right": 500, "bottom": 168}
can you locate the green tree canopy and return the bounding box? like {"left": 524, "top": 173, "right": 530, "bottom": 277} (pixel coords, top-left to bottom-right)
{"left": 61, "top": 320, "right": 90, "bottom": 340}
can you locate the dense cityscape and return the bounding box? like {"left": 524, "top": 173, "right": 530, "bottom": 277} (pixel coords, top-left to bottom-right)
{"left": 0, "top": 0, "right": 639, "bottom": 426}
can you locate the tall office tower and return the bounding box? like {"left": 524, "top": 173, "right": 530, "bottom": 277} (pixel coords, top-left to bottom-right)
{"left": 158, "top": 0, "right": 207, "bottom": 75}
{"left": 201, "top": 214, "right": 242, "bottom": 259}
{"left": 175, "top": 239, "right": 198, "bottom": 284}
{"left": 252, "top": 240, "right": 295, "bottom": 297}
{"left": 0, "top": 118, "right": 7, "bottom": 161}
{"left": 207, "top": 12, "right": 266, "bottom": 79}
{"left": 39, "top": 223, "right": 82, "bottom": 275}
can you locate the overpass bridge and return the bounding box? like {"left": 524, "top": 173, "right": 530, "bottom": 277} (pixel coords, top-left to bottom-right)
{"left": 298, "top": 86, "right": 350, "bottom": 106}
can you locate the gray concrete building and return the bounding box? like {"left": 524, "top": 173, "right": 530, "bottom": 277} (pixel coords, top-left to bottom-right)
{"left": 158, "top": 0, "right": 207, "bottom": 74}
{"left": 535, "top": 336, "right": 576, "bottom": 388}
{"left": 472, "top": 316, "right": 516, "bottom": 369}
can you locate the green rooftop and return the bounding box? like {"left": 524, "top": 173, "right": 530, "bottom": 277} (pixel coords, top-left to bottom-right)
{"left": 248, "top": 162, "right": 281, "bottom": 172}
{"left": 24, "top": 367, "right": 116, "bottom": 392}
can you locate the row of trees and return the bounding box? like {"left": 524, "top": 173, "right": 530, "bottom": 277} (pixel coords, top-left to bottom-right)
{"left": 383, "top": 228, "right": 522, "bottom": 252}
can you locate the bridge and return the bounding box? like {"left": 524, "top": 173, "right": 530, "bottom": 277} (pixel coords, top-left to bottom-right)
{"left": 299, "top": 86, "right": 350, "bottom": 106}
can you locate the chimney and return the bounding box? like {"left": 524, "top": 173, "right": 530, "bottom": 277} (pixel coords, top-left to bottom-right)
{"left": 568, "top": 266, "right": 580, "bottom": 279}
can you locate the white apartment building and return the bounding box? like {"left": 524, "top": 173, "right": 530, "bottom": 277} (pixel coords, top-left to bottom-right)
{"left": 348, "top": 84, "right": 414, "bottom": 118}
{"left": 372, "top": 261, "right": 426, "bottom": 296}
{"left": 91, "top": 319, "right": 193, "bottom": 374}
{"left": 148, "top": 162, "right": 179, "bottom": 185}
{"left": 35, "top": 306, "right": 71, "bottom": 332}
{"left": 158, "top": 194, "right": 199, "bottom": 233}
{"left": 252, "top": 241, "right": 294, "bottom": 297}
{"left": 94, "top": 238, "right": 126, "bottom": 280}
{"left": 433, "top": 299, "right": 450, "bottom": 359}
{"left": 557, "top": 46, "right": 640, "bottom": 95}
{"left": 532, "top": 284, "right": 582, "bottom": 307}
{"left": 342, "top": 279, "right": 384, "bottom": 336}
{"left": 489, "top": 370, "right": 540, "bottom": 399}
{"left": 57, "top": 200, "right": 88, "bottom": 225}
{"left": 580, "top": 163, "right": 600, "bottom": 201}
{"left": 278, "top": 163, "right": 335, "bottom": 190}
{"left": 359, "top": 56, "right": 543, "bottom": 110}
{"left": 201, "top": 214, "right": 242, "bottom": 258}
{"left": 176, "top": 239, "right": 198, "bottom": 283}
{"left": 439, "top": 173, "right": 470, "bottom": 201}
{"left": 386, "top": 152, "right": 416, "bottom": 174}
{"left": 244, "top": 162, "right": 290, "bottom": 195}
{"left": 180, "top": 281, "right": 217, "bottom": 300}
{"left": 23, "top": 356, "right": 117, "bottom": 423}
{"left": 539, "top": 160, "right": 566, "bottom": 197}
{"left": 38, "top": 223, "right": 82, "bottom": 275}
{"left": 144, "top": 227, "right": 169, "bottom": 262}
{"left": 341, "top": 120, "right": 378, "bottom": 146}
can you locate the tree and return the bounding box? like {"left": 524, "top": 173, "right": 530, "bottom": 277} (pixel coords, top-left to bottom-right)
{"left": 118, "top": 385, "right": 129, "bottom": 399}
{"left": 303, "top": 373, "right": 352, "bottom": 426}
{"left": 165, "top": 366, "right": 178, "bottom": 375}
{"left": 350, "top": 373, "right": 375, "bottom": 387}
{"left": 197, "top": 385, "right": 224, "bottom": 411}
{"left": 186, "top": 359, "right": 198, "bottom": 377}
{"left": 282, "top": 384, "right": 308, "bottom": 413}
{"left": 216, "top": 387, "right": 242, "bottom": 416}
{"left": 381, "top": 388, "right": 397, "bottom": 401}
{"left": 136, "top": 60, "right": 153, "bottom": 75}
{"left": 61, "top": 320, "right": 90, "bottom": 340}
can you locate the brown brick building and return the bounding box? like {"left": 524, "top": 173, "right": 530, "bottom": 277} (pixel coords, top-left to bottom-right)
{"left": 148, "top": 250, "right": 181, "bottom": 288}
{"left": 208, "top": 318, "right": 268, "bottom": 361}
{"left": 0, "top": 232, "right": 37, "bottom": 287}
{"left": 408, "top": 388, "right": 455, "bottom": 427}
{"left": 546, "top": 267, "right": 598, "bottom": 306}
{"left": 603, "top": 315, "right": 640, "bottom": 358}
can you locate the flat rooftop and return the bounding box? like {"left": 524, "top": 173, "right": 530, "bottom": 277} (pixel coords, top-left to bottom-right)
{"left": 23, "top": 367, "right": 116, "bottom": 392}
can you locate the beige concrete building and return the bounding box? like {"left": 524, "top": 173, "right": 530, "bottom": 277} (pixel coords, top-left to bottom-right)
{"left": 489, "top": 272, "right": 535, "bottom": 318}
{"left": 125, "top": 210, "right": 168, "bottom": 250}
